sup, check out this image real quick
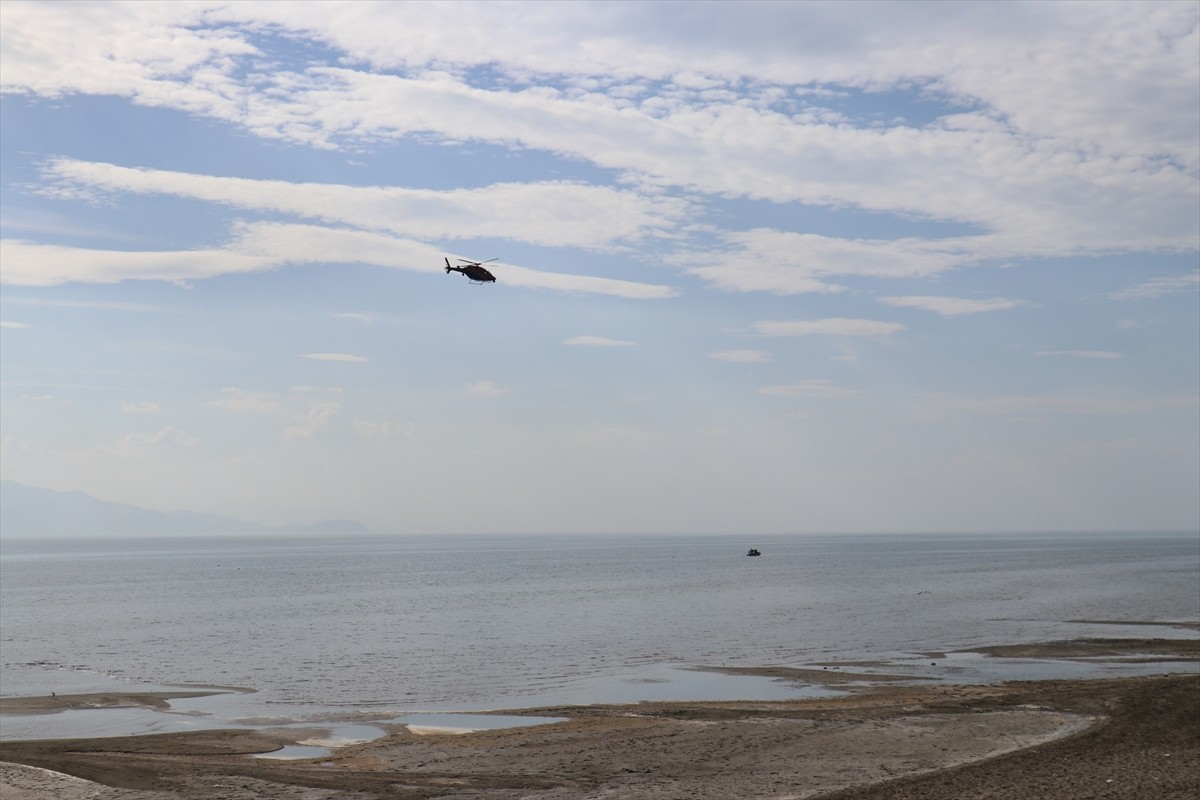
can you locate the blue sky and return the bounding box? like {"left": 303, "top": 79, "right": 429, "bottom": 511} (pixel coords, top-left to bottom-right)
{"left": 1, "top": 0, "right": 1197, "bottom": 534}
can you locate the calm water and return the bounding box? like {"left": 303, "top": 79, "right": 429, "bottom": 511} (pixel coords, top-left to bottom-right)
{"left": 2, "top": 532, "right": 1197, "bottom": 738}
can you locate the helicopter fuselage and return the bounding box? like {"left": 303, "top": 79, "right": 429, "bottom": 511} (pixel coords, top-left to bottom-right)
{"left": 445, "top": 257, "right": 497, "bottom": 283}
{"left": 447, "top": 265, "right": 495, "bottom": 283}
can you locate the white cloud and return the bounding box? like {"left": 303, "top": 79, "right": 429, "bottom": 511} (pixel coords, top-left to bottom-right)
{"left": 300, "top": 353, "right": 369, "bottom": 363}
{"left": 333, "top": 312, "right": 373, "bottom": 323}
{"left": 0, "top": 225, "right": 677, "bottom": 298}
{"left": 1035, "top": 350, "right": 1122, "bottom": 360}
{"left": 9, "top": 0, "right": 1192, "bottom": 163}
{"left": 0, "top": 2, "right": 255, "bottom": 100}
{"left": 120, "top": 426, "right": 198, "bottom": 448}
{"left": 0, "top": 297, "right": 175, "bottom": 313}
{"left": 208, "top": 387, "right": 278, "bottom": 412}
{"left": 1109, "top": 271, "right": 1200, "bottom": 300}
{"left": 3, "top": 2, "right": 1192, "bottom": 293}
{"left": 674, "top": 231, "right": 1000, "bottom": 295}
{"left": 482, "top": 262, "right": 677, "bottom": 299}
{"left": 353, "top": 419, "right": 416, "bottom": 439}
{"left": 753, "top": 318, "right": 905, "bottom": 337}
{"left": 880, "top": 295, "right": 1024, "bottom": 316}
{"left": 914, "top": 392, "right": 1199, "bottom": 418}
{"left": 467, "top": 380, "right": 508, "bottom": 396}
{"left": 758, "top": 380, "right": 861, "bottom": 398}
{"left": 137, "top": 37, "right": 1192, "bottom": 257}
{"left": 282, "top": 401, "right": 340, "bottom": 441}
{"left": 708, "top": 349, "right": 769, "bottom": 363}
{"left": 0, "top": 321, "right": 29, "bottom": 329}
{"left": 574, "top": 426, "right": 662, "bottom": 446}
{"left": 0, "top": 238, "right": 267, "bottom": 286}
{"left": 121, "top": 401, "right": 159, "bottom": 413}
{"left": 563, "top": 336, "right": 636, "bottom": 347}
{"left": 42, "top": 158, "right": 691, "bottom": 250}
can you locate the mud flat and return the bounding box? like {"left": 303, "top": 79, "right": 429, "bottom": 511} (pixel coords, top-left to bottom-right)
{"left": 1, "top": 638, "right": 1197, "bottom": 799}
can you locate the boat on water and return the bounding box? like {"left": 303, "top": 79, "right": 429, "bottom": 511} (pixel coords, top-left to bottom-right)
{"left": 746, "top": 548, "right": 761, "bottom": 557}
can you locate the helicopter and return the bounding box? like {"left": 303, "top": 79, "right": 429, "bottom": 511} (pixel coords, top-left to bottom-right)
{"left": 445, "top": 257, "right": 497, "bottom": 284}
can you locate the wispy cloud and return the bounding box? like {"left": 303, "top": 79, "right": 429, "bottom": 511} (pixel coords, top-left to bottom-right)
{"left": 29, "top": 34, "right": 1181, "bottom": 261}
{"left": 0, "top": 321, "right": 29, "bottom": 329}
{"left": 353, "top": 419, "right": 416, "bottom": 439}
{"left": 41, "top": 158, "right": 690, "bottom": 250}
{"left": 208, "top": 388, "right": 278, "bottom": 412}
{"left": 880, "top": 295, "right": 1024, "bottom": 316}
{"left": 120, "top": 426, "right": 198, "bottom": 448}
{"left": 2, "top": 3, "right": 1192, "bottom": 300}
{"left": 1035, "top": 350, "right": 1122, "bottom": 360}
{"left": 283, "top": 401, "right": 341, "bottom": 441}
{"left": 754, "top": 318, "right": 904, "bottom": 337}
{"left": 301, "top": 353, "right": 370, "bottom": 363}
{"left": 915, "top": 392, "right": 1198, "bottom": 418}
{"left": 0, "top": 226, "right": 677, "bottom": 298}
{"left": 1109, "top": 272, "right": 1200, "bottom": 300}
{"left": 575, "top": 427, "right": 662, "bottom": 446}
{"left": 708, "top": 349, "right": 769, "bottom": 363}
{"left": 0, "top": 297, "right": 177, "bottom": 313}
{"left": 758, "top": 380, "right": 861, "bottom": 398}
{"left": 0, "top": 238, "right": 267, "bottom": 286}
{"left": 467, "top": 380, "right": 508, "bottom": 396}
{"left": 121, "top": 401, "right": 159, "bottom": 413}
{"left": 676, "top": 231, "right": 974, "bottom": 295}
{"left": 563, "top": 336, "right": 636, "bottom": 347}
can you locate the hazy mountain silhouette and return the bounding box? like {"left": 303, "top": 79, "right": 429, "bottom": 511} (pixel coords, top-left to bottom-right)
{"left": 0, "top": 481, "right": 368, "bottom": 538}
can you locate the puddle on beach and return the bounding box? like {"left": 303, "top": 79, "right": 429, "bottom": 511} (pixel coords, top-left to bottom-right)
{"left": 250, "top": 723, "right": 389, "bottom": 760}
{"left": 840, "top": 649, "right": 1200, "bottom": 685}
{"left": 488, "top": 663, "right": 845, "bottom": 708}
{"left": 253, "top": 744, "right": 333, "bottom": 760}
{"left": 0, "top": 705, "right": 567, "bottom": 751}
{"left": 0, "top": 663, "right": 818, "bottom": 744}
{"left": 394, "top": 712, "right": 567, "bottom": 735}
{"left": 1, "top": 656, "right": 1129, "bottom": 744}
{"left": 0, "top": 706, "right": 230, "bottom": 742}
{"left": 250, "top": 714, "right": 568, "bottom": 759}
{"left": 5, "top": 651, "right": 1193, "bottom": 745}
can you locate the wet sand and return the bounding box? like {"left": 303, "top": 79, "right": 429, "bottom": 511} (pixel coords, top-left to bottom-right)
{"left": 0, "top": 690, "right": 231, "bottom": 717}
{"left": 1, "top": 638, "right": 1197, "bottom": 799}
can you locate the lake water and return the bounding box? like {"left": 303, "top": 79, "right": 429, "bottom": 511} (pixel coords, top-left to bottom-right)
{"left": 1, "top": 532, "right": 1197, "bottom": 740}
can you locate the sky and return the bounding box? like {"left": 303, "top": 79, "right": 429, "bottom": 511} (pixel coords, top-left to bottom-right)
{"left": 1, "top": 0, "right": 1197, "bottom": 535}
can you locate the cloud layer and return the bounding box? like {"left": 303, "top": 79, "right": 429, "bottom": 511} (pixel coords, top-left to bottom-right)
{"left": 2, "top": 2, "right": 1195, "bottom": 295}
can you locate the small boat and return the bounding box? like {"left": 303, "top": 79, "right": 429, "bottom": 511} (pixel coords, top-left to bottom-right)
{"left": 746, "top": 548, "right": 761, "bottom": 557}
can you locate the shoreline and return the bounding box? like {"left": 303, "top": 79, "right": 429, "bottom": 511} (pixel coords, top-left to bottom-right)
{"left": 0, "top": 689, "right": 240, "bottom": 718}
{"left": 1, "top": 675, "right": 1195, "bottom": 799}
{"left": 1, "top": 637, "right": 1198, "bottom": 799}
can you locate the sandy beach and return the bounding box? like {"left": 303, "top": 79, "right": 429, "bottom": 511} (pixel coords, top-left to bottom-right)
{"left": 1, "top": 638, "right": 1197, "bottom": 799}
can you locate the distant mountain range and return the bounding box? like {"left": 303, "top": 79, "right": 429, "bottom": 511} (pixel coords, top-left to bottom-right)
{"left": 0, "top": 481, "right": 369, "bottom": 538}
